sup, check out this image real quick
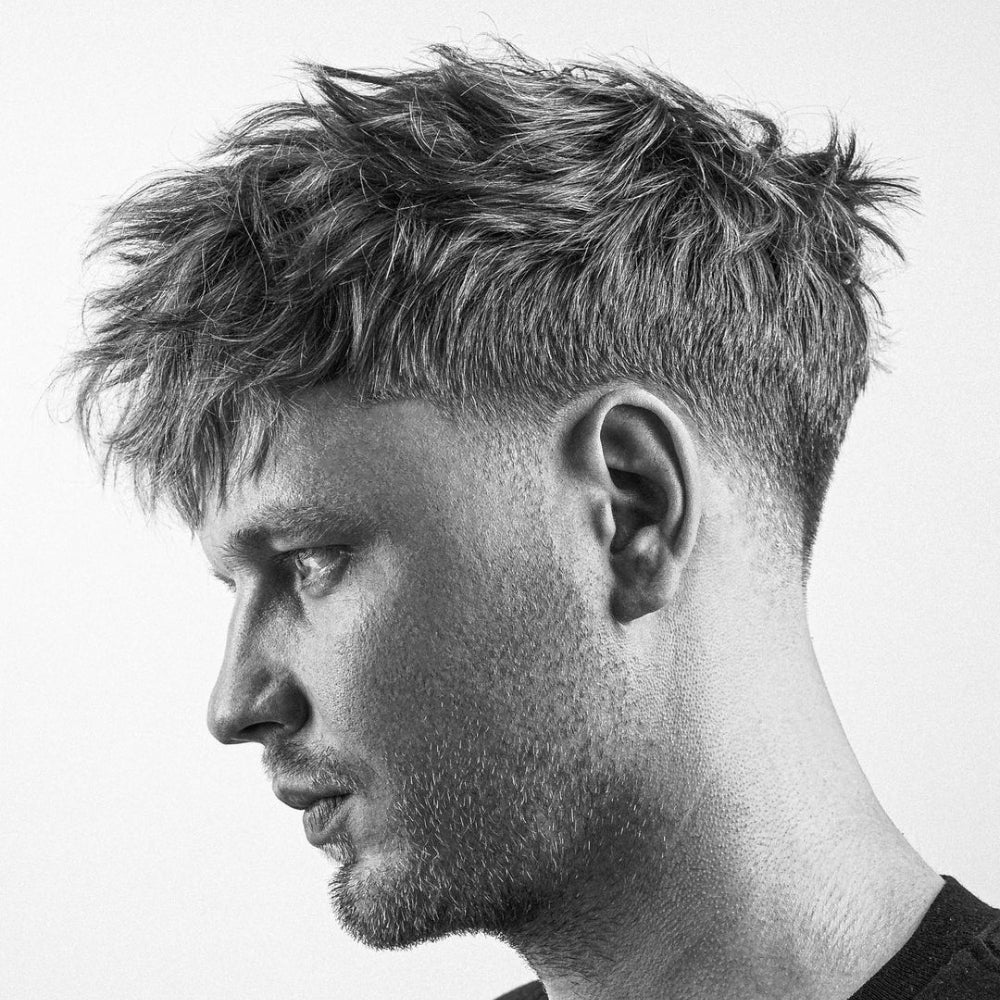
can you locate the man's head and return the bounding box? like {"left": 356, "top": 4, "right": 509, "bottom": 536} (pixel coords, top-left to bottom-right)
{"left": 64, "top": 43, "right": 912, "bottom": 950}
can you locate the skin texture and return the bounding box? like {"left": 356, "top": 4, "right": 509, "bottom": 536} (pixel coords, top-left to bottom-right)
{"left": 199, "top": 380, "right": 941, "bottom": 1000}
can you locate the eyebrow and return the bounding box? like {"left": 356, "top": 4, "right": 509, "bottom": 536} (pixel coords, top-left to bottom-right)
{"left": 221, "top": 497, "right": 376, "bottom": 558}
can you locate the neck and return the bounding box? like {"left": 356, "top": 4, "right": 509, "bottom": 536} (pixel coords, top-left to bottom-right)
{"left": 503, "top": 565, "right": 941, "bottom": 1000}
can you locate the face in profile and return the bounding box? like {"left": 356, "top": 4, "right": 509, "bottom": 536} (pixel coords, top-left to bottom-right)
{"left": 198, "top": 384, "right": 663, "bottom": 949}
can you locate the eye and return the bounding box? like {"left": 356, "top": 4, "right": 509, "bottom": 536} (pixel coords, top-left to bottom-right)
{"left": 289, "top": 547, "right": 350, "bottom": 596}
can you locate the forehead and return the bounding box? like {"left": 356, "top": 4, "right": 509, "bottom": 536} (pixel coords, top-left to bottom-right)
{"left": 197, "top": 385, "right": 513, "bottom": 546}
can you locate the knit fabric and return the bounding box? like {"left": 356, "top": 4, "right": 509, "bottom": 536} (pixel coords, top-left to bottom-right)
{"left": 493, "top": 876, "right": 1000, "bottom": 1000}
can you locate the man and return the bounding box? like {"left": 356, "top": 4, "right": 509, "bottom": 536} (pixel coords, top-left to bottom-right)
{"left": 65, "top": 42, "right": 998, "bottom": 1000}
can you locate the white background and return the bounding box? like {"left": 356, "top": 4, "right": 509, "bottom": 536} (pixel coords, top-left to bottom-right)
{"left": 2, "top": 1, "right": 997, "bottom": 997}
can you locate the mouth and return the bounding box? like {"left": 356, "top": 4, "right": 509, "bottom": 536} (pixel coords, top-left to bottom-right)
{"left": 302, "top": 794, "right": 351, "bottom": 846}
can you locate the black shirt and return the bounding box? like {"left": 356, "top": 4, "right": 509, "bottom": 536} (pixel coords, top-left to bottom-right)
{"left": 494, "top": 877, "right": 1000, "bottom": 999}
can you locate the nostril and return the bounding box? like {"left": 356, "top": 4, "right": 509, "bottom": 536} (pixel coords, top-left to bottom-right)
{"left": 238, "top": 721, "right": 287, "bottom": 744}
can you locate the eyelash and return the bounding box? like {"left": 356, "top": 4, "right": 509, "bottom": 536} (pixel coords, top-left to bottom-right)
{"left": 211, "top": 547, "right": 350, "bottom": 595}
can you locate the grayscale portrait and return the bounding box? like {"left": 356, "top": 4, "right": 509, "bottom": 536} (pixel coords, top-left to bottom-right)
{"left": 5, "top": 5, "right": 998, "bottom": 999}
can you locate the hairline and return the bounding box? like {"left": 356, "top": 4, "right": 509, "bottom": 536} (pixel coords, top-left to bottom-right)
{"left": 188, "top": 377, "right": 806, "bottom": 570}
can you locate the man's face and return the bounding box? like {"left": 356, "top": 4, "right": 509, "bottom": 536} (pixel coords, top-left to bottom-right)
{"left": 198, "top": 385, "right": 660, "bottom": 948}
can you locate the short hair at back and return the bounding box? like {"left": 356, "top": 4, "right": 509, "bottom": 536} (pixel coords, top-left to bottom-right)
{"left": 63, "top": 40, "right": 913, "bottom": 563}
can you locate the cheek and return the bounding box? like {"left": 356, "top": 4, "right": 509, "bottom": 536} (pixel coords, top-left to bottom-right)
{"left": 299, "top": 510, "right": 621, "bottom": 777}
{"left": 291, "top": 564, "right": 490, "bottom": 760}
{"left": 353, "top": 573, "right": 509, "bottom": 750}
{"left": 348, "top": 538, "right": 607, "bottom": 766}
{"left": 298, "top": 547, "right": 524, "bottom": 773}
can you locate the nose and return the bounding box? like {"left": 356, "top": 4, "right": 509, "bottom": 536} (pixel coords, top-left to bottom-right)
{"left": 207, "top": 597, "right": 310, "bottom": 745}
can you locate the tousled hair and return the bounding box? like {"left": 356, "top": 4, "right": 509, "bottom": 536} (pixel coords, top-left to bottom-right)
{"left": 63, "top": 41, "right": 914, "bottom": 558}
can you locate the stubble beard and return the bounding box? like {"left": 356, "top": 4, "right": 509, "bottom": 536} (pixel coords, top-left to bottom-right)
{"left": 326, "top": 518, "right": 666, "bottom": 951}
{"left": 327, "top": 725, "right": 661, "bottom": 951}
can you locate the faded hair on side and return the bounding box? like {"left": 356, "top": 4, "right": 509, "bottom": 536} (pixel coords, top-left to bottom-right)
{"left": 63, "top": 40, "right": 914, "bottom": 559}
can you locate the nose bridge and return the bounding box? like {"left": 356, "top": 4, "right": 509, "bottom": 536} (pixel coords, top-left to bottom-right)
{"left": 208, "top": 590, "right": 309, "bottom": 745}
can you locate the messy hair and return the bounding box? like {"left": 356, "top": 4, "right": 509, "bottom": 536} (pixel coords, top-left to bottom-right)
{"left": 64, "top": 41, "right": 913, "bottom": 559}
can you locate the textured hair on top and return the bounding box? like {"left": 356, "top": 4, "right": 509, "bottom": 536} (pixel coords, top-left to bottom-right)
{"left": 65, "top": 40, "right": 913, "bottom": 559}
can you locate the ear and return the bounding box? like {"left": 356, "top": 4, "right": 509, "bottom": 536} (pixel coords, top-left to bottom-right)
{"left": 565, "top": 388, "right": 703, "bottom": 623}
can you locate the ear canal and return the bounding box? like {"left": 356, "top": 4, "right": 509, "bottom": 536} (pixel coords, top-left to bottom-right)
{"left": 608, "top": 467, "right": 664, "bottom": 554}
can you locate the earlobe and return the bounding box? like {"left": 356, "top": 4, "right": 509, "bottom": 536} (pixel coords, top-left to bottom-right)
{"left": 566, "top": 388, "right": 703, "bottom": 623}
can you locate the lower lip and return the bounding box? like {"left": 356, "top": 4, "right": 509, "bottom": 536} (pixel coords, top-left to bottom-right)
{"left": 303, "top": 795, "right": 351, "bottom": 846}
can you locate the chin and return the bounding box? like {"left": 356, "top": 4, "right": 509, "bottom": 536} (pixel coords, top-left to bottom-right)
{"left": 326, "top": 839, "right": 549, "bottom": 950}
{"left": 327, "top": 856, "right": 458, "bottom": 950}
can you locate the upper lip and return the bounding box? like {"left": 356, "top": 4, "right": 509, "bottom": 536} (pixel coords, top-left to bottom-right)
{"left": 273, "top": 782, "right": 352, "bottom": 811}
